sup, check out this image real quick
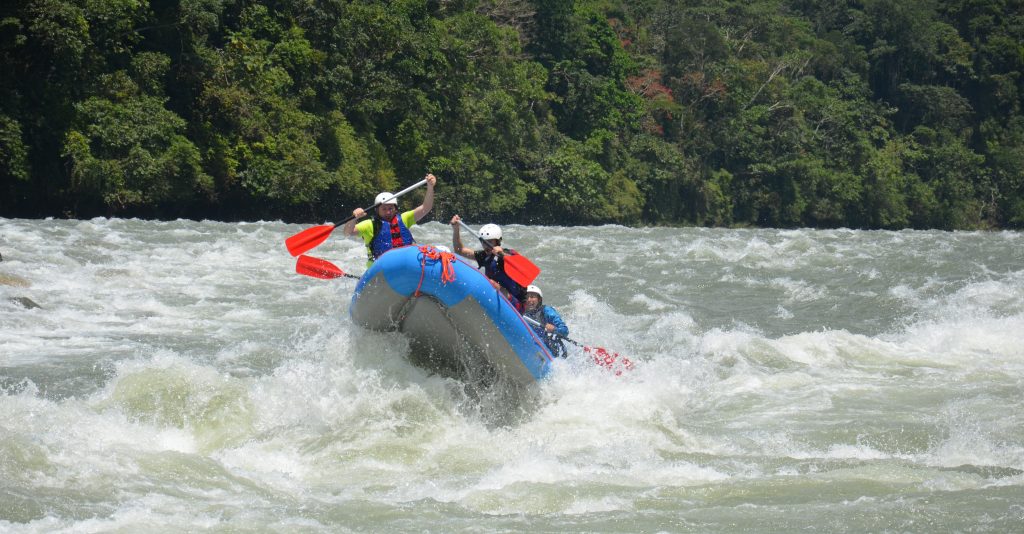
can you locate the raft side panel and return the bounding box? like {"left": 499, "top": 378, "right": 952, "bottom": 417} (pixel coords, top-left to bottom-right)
{"left": 349, "top": 246, "right": 552, "bottom": 384}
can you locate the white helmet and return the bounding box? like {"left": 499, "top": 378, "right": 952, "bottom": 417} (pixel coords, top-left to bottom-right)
{"left": 526, "top": 285, "right": 542, "bottom": 299}
{"left": 374, "top": 192, "right": 398, "bottom": 205}
{"left": 479, "top": 223, "right": 502, "bottom": 240}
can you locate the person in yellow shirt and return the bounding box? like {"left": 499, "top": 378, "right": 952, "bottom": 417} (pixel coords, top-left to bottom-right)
{"left": 343, "top": 174, "right": 436, "bottom": 266}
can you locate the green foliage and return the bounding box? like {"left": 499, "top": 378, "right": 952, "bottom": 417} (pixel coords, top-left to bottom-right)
{"left": 63, "top": 77, "right": 212, "bottom": 210}
{"left": 625, "top": 133, "right": 698, "bottom": 223}
{"left": 130, "top": 52, "right": 171, "bottom": 95}
{"left": 703, "top": 169, "right": 735, "bottom": 226}
{"left": 177, "top": 0, "right": 230, "bottom": 41}
{"left": 896, "top": 83, "right": 973, "bottom": 133}
{"left": 319, "top": 110, "right": 388, "bottom": 202}
{"left": 541, "top": 135, "right": 614, "bottom": 222}
{"left": 25, "top": 0, "right": 89, "bottom": 67}
{"left": 862, "top": 137, "right": 914, "bottom": 228}
{"left": 194, "top": 16, "right": 352, "bottom": 211}
{"left": 1, "top": 0, "right": 1022, "bottom": 228}
{"left": 534, "top": 129, "right": 643, "bottom": 223}
{"left": 910, "top": 126, "right": 988, "bottom": 228}
{"left": 982, "top": 116, "right": 1024, "bottom": 227}
{"left": 0, "top": 114, "right": 29, "bottom": 182}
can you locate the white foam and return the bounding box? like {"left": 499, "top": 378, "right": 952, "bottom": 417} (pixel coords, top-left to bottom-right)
{"left": 3, "top": 219, "right": 1024, "bottom": 528}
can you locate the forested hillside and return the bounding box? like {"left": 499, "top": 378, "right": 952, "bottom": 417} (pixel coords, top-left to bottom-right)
{"left": 1, "top": 0, "right": 1022, "bottom": 229}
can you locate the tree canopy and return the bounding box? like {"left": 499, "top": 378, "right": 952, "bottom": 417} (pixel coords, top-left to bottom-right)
{"left": 1, "top": 0, "right": 1022, "bottom": 229}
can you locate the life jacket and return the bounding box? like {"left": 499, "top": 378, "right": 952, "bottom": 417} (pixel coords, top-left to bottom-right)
{"left": 482, "top": 251, "right": 524, "bottom": 308}
{"left": 367, "top": 215, "right": 415, "bottom": 261}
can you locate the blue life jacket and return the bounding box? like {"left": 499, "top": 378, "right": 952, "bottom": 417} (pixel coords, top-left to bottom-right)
{"left": 368, "top": 215, "right": 415, "bottom": 260}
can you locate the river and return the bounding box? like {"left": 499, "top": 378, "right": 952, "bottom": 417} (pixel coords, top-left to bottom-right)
{"left": 2, "top": 217, "right": 1022, "bottom": 532}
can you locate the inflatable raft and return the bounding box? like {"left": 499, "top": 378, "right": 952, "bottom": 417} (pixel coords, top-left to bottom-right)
{"left": 349, "top": 245, "right": 553, "bottom": 387}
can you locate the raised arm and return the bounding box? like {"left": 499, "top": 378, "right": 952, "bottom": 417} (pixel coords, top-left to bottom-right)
{"left": 412, "top": 174, "right": 437, "bottom": 222}
{"left": 450, "top": 215, "right": 475, "bottom": 259}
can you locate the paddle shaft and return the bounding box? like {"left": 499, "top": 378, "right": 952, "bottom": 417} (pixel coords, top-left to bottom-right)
{"left": 522, "top": 315, "right": 581, "bottom": 347}
{"left": 285, "top": 179, "right": 428, "bottom": 256}
{"left": 338, "top": 178, "right": 428, "bottom": 227}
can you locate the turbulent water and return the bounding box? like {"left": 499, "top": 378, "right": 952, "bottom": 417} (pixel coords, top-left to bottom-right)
{"left": 1, "top": 217, "right": 1023, "bottom": 532}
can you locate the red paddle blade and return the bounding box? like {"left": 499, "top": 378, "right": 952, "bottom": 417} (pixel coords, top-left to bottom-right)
{"left": 503, "top": 253, "right": 540, "bottom": 286}
{"left": 585, "top": 346, "right": 635, "bottom": 376}
{"left": 285, "top": 224, "right": 336, "bottom": 257}
{"left": 295, "top": 255, "right": 347, "bottom": 279}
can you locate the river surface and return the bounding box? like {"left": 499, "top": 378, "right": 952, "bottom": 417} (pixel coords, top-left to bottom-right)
{"left": 1, "top": 218, "right": 1023, "bottom": 532}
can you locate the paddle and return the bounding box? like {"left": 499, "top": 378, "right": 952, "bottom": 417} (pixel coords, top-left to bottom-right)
{"left": 285, "top": 179, "right": 428, "bottom": 257}
{"left": 457, "top": 220, "right": 540, "bottom": 286}
{"left": 295, "top": 255, "right": 360, "bottom": 279}
{"left": 522, "top": 315, "right": 635, "bottom": 375}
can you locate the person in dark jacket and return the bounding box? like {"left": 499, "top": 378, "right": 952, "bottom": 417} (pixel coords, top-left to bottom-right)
{"left": 450, "top": 215, "right": 527, "bottom": 310}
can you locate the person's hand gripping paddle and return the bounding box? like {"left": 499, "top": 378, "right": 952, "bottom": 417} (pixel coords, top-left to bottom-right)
{"left": 457, "top": 220, "right": 540, "bottom": 286}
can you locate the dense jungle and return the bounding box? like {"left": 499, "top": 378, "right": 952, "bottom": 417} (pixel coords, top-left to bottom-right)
{"left": 1, "top": 0, "right": 1022, "bottom": 229}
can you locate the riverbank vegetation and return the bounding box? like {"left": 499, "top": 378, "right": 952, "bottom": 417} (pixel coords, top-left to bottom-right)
{"left": 1, "top": 0, "right": 1022, "bottom": 229}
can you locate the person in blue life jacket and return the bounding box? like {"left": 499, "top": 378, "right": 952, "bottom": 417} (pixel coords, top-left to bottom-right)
{"left": 523, "top": 284, "right": 569, "bottom": 358}
{"left": 450, "top": 215, "right": 527, "bottom": 310}
{"left": 343, "top": 174, "right": 437, "bottom": 266}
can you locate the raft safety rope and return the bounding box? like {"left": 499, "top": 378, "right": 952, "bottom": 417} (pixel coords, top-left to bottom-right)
{"left": 414, "top": 245, "right": 457, "bottom": 296}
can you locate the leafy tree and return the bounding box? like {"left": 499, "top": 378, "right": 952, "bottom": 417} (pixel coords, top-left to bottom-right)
{"left": 910, "top": 126, "right": 988, "bottom": 228}
{"left": 0, "top": 0, "right": 1021, "bottom": 229}
{"left": 862, "top": 137, "right": 916, "bottom": 228}
{"left": 0, "top": 114, "right": 29, "bottom": 183}
{"left": 983, "top": 116, "right": 1024, "bottom": 227}
{"left": 63, "top": 73, "right": 212, "bottom": 214}
{"left": 193, "top": 6, "right": 383, "bottom": 217}
{"left": 532, "top": 129, "right": 643, "bottom": 223}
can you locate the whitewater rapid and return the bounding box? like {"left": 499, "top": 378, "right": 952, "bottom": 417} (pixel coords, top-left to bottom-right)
{"left": 2, "top": 218, "right": 1023, "bottom": 532}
